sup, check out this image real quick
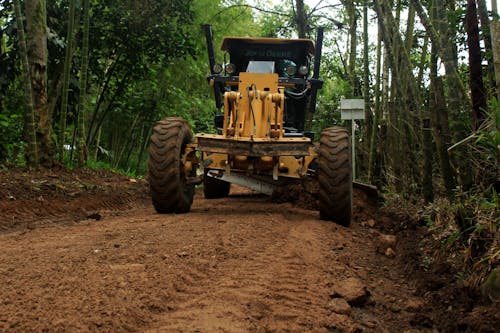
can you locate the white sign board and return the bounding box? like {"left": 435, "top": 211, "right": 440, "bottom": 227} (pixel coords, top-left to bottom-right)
{"left": 341, "top": 109, "right": 365, "bottom": 120}
{"left": 340, "top": 99, "right": 364, "bottom": 110}
{"left": 340, "top": 99, "right": 365, "bottom": 120}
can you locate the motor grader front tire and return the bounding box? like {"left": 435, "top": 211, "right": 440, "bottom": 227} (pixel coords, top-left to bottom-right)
{"left": 203, "top": 174, "right": 230, "bottom": 199}
{"left": 148, "top": 117, "right": 194, "bottom": 213}
{"left": 318, "top": 127, "right": 352, "bottom": 226}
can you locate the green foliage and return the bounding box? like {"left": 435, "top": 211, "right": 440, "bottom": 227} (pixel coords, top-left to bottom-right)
{"left": 312, "top": 79, "right": 347, "bottom": 134}
{"left": 475, "top": 97, "right": 500, "bottom": 156}
{"left": 85, "top": 159, "right": 141, "bottom": 179}
{"left": 0, "top": 112, "right": 24, "bottom": 163}
{"left": 0, "top": 74, "right": 25, "bottom": 164}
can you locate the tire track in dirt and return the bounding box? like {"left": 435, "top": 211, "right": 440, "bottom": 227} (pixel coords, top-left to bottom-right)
{"left": 146, "top": 195, "right": 338, "bottom": 333}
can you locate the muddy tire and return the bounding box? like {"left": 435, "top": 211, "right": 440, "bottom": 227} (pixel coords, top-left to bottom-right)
{"left": 148, "top": 117, "right": 194, "bottom": 213}
{"left": 203, "top": 174, "right": 230, "bottom": 199}
{"left": 318, "top": 127, "right": 352, "bottom": 226}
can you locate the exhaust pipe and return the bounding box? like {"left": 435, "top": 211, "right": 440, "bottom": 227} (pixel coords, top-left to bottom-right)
{"left": 308, "top": 27, "right": 324, "bottom": 114}
{"left": 203, "top": 24, "right": 222, "bottom": 108}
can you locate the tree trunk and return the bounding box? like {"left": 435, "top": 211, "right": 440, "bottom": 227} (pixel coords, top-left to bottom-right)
{"left": 379, "top": 0, "right": 403, "bottom": 191}
{"left": 345, "top": 0, "right": 358, "bottom": 97}
{"left": 294, "top": 0, "right": 307, "bottom": 38}
{"left": 86, "top": 53, "right": 121, "bottom": 148}
{"left": 466, "top": 0, "right": 487, "bottom": 129}
{"left": 77, "top": 0, "right": 90, "bottom": 166}
{"left": 476, "top": 0, "right": 496, "bottom": 92}
{"left": 368, "top": 25, "right": 383, "bottom": 183}
{"left": 14, "top": 0, "right": 38, "bottom": 167}
{"left": 363, "top": 0, "right": 372, "bottom": 170}
{"left": 26, "top": 0, "right": 54, "bottom": 167}
{"left": 59, "top": 0, "right": 77, "bottom": 160}
{"left": 491, "top": 21, "right": 500, "bottom": 101}
{"left": 422, "top": 118, "right": 434, "bottom": 202}
{"left": 429, "top": 25, "right": 457, "bottom": 198}
{"left": 493, "top": 17, "right": 500, "bottom": 199}
{"left": 92, "top": 126, "right": 101, "bottom": 161}
{"left": 416, "top": 36, "right": 429, "bottom": 87}
{"left": 135, "top": 126, "right": 149, "bottom": 175}
{"left": 113, "top": 112, "right": 140, "bottom": 168}
{"left": 431, "top": 77, "right": 457, "bottom": 198}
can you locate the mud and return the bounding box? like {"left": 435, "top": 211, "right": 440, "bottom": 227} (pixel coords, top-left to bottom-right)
{"left": 0, "top": 168, "right": 497, "bottom": 332}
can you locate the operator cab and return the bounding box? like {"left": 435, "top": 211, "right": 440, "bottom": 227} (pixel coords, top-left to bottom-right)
{"left": 218, "top": 37, "right": 314, "bottom": 80}
{"left": 209, "top": 37, "right": 319, "bottom": 134}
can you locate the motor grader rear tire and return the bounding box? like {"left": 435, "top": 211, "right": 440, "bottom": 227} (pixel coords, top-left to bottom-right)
{"left": 203, "top": 174, "right": 230, "bottom": 199}
{"left": 318, "top": 127, "right": 352, "bottom": 226}
{"left": 148, "top": 117, "right": 194, "bottom": 213}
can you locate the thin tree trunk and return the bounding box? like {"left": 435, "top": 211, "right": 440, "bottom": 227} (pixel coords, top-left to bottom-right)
{"left": 491, "top": 21, "right": 500, "bottom": 100}
{"left": 382, "top": 0, "right": 403, "bottom": 190}
{"left": 420, "top": 36, "right": 434, "bottom": 202}
{"left": 59, "top": 0, "right": 76, "bottom": 159}
{"left": 294, "top": 0, "right": 307, "bottom": 38}
{"left": 382, "top": 42, "right": 389, "bottom": 124}
{"left": 14, "top": 0, "right": 38, "bottom": 167}
{"left": 476, "top": 0, "right": 496, "bottom": 92}
{"left": 47, "top": 62, "right": 63, "bottom": 119}
{"left": 368, "top": 24, "right": 383, "bottom": 183}
{"left": 86, "top": 53, "right": 121, "bottom": 147}
{"left": 416, "top": 35, "right": 429, "bottom": 88}
{"left": 363, "top": 0, "right": 372, "bottom": 170}
{"left": 404, "top": 4, "right": 416, "bottom": 53}
{"left": 430, "top": 0, "right": 473, "bottom": 189}
{"left": 114, "top": 112, "right": 140, "bottom": 168}
{"left": 402, "top": 2, "right": 425, "bottom": 190}
{"left": 26, "top": 0, "right": 54, "bottom": 167}
{"left": 429, "top": 22, "right": 456, "bottom": 198}
{"left": 135, "top": 126, "right": 149, "bottom": 175}
{"left": 422, "top": 118, "right": 434, "bottom": 202}
{"left": 77, "top": 0, "right": 90, "bottom": 166}
{"left": 344, "top": 0, "right": 358, "bottom": 96}
{"left": 492, "top": 14, "right": 499, "bottom": 195}
{"left": 374, "top": 1, "right": 406, "bottom": 192}
{"left": 88, "top": 71, "right": 131, "bottom": 150}
{"left": 466, "top": 0, "right": 487, "bottom": 129}
{"left": 431, "top": 77, "right": 457, "bottom": 198}
{"left": 92, "top": 126, "right": 101, "bottom": 161}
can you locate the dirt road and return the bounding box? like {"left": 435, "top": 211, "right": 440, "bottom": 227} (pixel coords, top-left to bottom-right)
{"left": 0, "top": 169, "right": 497, "bottom": 332}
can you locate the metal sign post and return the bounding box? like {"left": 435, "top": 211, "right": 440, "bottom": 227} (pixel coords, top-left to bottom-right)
{"left": 340, "top": 99, "right": 365, "bottom": 180}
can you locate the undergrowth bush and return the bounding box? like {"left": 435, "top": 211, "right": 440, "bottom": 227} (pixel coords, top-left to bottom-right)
{"left": 384, "top": 188, "right": 498, "bottom": 291}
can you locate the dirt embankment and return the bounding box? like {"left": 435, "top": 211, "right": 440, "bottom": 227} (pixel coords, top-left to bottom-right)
{"left": 0, "top": 168, "right": 497, "bottom": 332}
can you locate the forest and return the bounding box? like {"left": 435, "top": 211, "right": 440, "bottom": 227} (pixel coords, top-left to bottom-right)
{"left": 0, "top": 0, "right": 499, "bottom": 311}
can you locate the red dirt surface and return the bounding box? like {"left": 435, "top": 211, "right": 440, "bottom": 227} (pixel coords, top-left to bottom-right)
{"left": 0, "top": 168, "right": 497, "bottom": 332}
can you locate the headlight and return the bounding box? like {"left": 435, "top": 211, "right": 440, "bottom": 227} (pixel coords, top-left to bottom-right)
{"left": 285, "top": 65, "right": 297, "bottom": 76}
{"left": 225, "top": 63, "right": 236, "bottom": 75}
{"left": 213, "top": 63, "right": 223, "bottom": 74}
{"left": 298, "top": 65, "right": 308, "bottom": 76}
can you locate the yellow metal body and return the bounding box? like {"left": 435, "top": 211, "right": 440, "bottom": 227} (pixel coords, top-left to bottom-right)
{"left": 196, "top": 72, "right": 316, "bottom": 179}
{"left": 224, "top": 72, "right": 283, "bottom": 139}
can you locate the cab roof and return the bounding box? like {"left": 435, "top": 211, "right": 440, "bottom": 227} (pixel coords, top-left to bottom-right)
{"left": 221, "top": 37, "right": 315, "bottom": 55}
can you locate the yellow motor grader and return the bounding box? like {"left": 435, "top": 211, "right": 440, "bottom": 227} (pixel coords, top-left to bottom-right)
{"left": 148, "top": 25, "right": 352, "bottom": 226}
